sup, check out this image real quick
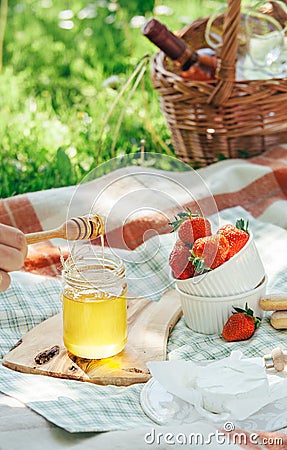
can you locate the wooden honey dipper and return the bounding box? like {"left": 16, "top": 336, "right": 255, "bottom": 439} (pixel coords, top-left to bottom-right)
{"left": 25, "top": 214, "right": 104, "bottom": 245}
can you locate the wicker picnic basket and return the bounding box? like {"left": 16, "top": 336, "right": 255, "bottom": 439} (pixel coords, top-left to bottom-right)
{"left": 151, "top": 0, "right": 287, "bottom": 167}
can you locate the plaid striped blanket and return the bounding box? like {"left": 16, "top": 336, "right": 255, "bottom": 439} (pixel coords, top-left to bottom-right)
{"left": 0, "top": 146, "right": 287, "bottom": 449}
{"left": 1, "top": 145, "right": 286, "bottom": 277}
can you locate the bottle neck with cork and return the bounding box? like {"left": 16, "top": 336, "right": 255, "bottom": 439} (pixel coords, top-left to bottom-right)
{"left": 142, "top": 18, "right": 218, "bottom": 81}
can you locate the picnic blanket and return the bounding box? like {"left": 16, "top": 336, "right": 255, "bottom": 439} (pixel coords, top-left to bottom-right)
{"left": 0, "top": 146, "right": 287, "bottom": 449}
{"left": 1, "top": 145, "right": 286, "bottom": 277}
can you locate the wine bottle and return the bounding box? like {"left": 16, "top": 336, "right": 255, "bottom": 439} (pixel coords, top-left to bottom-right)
{"left": 142, "top": 18, "right": 218, "bottom": 81}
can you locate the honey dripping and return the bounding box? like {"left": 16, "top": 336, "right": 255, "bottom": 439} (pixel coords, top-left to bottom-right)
{"left": 61, "top": 215, "right": 128, "bottom": 359}
{"left": 100, "top": 234, "right": 105, "bottom": 269}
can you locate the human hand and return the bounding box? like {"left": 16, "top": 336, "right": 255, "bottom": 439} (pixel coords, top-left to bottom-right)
{"left": 0, "top": 224, "right": 28, "bottom": 292}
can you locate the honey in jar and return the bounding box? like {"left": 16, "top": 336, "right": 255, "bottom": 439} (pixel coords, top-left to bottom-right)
{"left": 62, "top": 253, "right": 127, "bottom": 359}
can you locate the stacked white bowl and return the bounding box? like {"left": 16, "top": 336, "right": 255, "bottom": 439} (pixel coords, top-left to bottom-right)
{"left": 174, "top": 232, "right": 266, "bottom": 334}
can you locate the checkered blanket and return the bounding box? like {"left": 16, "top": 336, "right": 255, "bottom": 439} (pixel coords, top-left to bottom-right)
{"left": 0, "top": 147, "right": 287, "bottom": 448}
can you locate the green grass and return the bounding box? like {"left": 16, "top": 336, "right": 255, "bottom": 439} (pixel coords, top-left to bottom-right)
{"left": 0, "top": 0, "right": 225, "bottom": 198}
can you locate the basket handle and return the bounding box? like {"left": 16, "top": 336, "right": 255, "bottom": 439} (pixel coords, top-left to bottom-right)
{"left": 208, "top": 0, "right": 241, "bottom": 106}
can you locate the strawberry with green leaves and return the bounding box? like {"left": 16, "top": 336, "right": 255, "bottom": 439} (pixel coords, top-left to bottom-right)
{"left": 169, "top": 209, "right": 211, "bottom": 245}
{"left": 222, "top": 304, "right": 261, "bottom": 342}
{"left": 218, "top": 219, "right": 249, "bottom": 258}
{"left": 169, "top": 240, "right": 195, "bottom": 280}
{"left": 190, "top": 234, "right": 230, "bottom": 273}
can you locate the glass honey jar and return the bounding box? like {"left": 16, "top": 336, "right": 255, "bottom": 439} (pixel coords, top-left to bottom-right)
{"left": 62, "top": 252, "right": 127, "bottom": 359}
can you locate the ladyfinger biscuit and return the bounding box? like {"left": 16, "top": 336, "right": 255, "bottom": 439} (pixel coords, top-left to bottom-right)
{"left": 270, "top": 311, "right": 287, "bottom": 330}
{"left": 259, "top": 295, "right": 287, "bottom": 311}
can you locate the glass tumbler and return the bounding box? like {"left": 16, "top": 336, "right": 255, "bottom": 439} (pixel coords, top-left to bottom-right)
{"left": 62, "top": 252, "right": 127, "bottom": 359}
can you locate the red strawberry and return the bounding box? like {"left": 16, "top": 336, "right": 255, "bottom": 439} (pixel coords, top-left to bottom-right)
{"left": 222, "top": 304, "right": 261, "bottom": 342}
{"left": 169, "top": 209, "right": 211, "bottom": 245}
{"left": 218, "top": 219, "right": 249, "bottom": 258}
{"left": 169, "top": 240, "right": 195, "bottom": 279}
{"left": 177, "top": 263, "right": 195, "bottom": 280}
{"left": 190, "top": 234, "right": 230, "bottom": 272}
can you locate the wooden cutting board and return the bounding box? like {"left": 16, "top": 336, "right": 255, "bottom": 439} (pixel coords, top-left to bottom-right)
{"left": 3, "top": 290, "right": 182, "bottom": 386}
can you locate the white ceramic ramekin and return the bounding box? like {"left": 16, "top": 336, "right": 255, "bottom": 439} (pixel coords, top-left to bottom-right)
{"left": 176, "top": 276, "right": 267, "bottom": 335}
{"left": 174, "top": 232, "right": 265, "bottom": 297}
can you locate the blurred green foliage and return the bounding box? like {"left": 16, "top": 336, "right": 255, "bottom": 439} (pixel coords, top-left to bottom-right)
{"left": 118, "top": 0, "right": 155, "bottom": 18}
{"left": 0, "top": 0, "right": 225, "bottom": 197}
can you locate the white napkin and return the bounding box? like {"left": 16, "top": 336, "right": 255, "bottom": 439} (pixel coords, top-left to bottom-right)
{"left": 147, "top": 351, "right": 287, "bottom": 422}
